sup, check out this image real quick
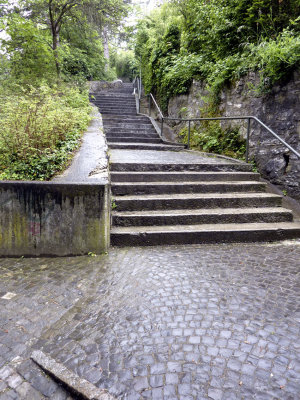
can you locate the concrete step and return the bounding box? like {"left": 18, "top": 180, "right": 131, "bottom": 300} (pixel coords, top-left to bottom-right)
{"left": 112, "top": 207, "right": 293, "bottom": 226}
{"left": 92, "top": 100, "right": 136, "bottom": 104}
{"left": 105, "top": 131, "right": 158, "bottom": 138}
{"left": 110, "top": 162, "right": 253, "bottom": 172}
{"left": 91, "top": 96, "right": 136, "bottom": 105}
{"left": 102, "top": 117, "right": 150, "bottom": 124}
{"left": 104, "top": 128, "right": 156, "bottom": 134}
{"left": 110, "top": 222, "right": 300, "bottom": 246}
{"left": 97, "top": 106, "right": 137, "bottom": 111}
{"left": 107, "top": 137, "right": 163, "bottom": 144}
{"left": 110, "top": 171, "right": 261, "bottom": 182}
{"left": 91, "top": 94, "right": 134, "bottom": 100}
{"left": 108, "top": 143, "right": 183, "bottom": 151}
{"left": 113, "top": 192, "right": 282, "bottom": 211}
{"left": 107, "top": 142, "right": 180, "bottom": 150}
{"left": 100, "top": 111, "right": 138, "bottom": 116}
{"left": 103, "top": 123, "right": 154, "bottom": 130}
{"left": 99, "top": 109, "right": 137, "bottom": 114}
{"left": 112, "top": 181, "right": 266, "bottom": 196}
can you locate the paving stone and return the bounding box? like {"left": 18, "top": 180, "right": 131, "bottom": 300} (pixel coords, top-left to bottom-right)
{"left": 1, "top": 242, "right": 300, "bottom": 399}
{"left": 208, "top": 388, "right": 223, "bottom": 400}
{"left": 149, "top": 375, "right": 163, "bottom": 388}
{"left": 134, "top": 376, "right": 149, "bottom": 392}
{"left": 0, "top": 367, "right": 13, "bottom": 381}
{"left": 6, "top": 374, "right": 23, "bottom": 389}
{"left": 0, "top": 381, "right": 7, "bottom": 392}
{"left": 165, "top": 374, "right": 178, "bottom": 385}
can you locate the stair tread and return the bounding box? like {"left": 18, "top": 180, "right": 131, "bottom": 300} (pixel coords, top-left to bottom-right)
{"left": 111, "top": 222, "right": 300, "bottom": 233}
{"left": 111, "top": 180, "right": 264, "bottom": 186}
{"left": 111, "top": 171, "right": 259, "bottom": 176}
{"left": 112, "top": 207, "right": 292, "bottom": 216}
{"left": 114, "top": 192, "right": 280, "bottom": 200}
{"left": 109, "top": 143, "right": 183, "bottom": 147}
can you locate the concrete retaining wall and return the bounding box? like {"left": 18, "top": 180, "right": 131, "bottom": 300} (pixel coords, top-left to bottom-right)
{"left": 0, "top": 182, "right": 110, "bottom": 257}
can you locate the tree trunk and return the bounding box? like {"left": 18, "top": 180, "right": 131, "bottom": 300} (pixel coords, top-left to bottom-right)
{"left": 102, "top": 25, "right": 109, "bottom": 71}
{"left": 52, "top": 29, "right": 61, "bottom": 77}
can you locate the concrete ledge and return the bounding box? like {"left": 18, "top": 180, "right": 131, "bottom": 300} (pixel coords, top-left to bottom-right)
{"left": 31, "top": 350, "right": 115, "bottom": 400}
{"left": 0, "top": 108, "right": 110, "bottom": 257}
{"left": 0, "top": 181, "right": 110, "bottom": 257}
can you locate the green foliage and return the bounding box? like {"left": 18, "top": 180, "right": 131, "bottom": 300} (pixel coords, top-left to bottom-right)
{"left": 2, "top": 14, "right": 56, "bottom": 84}
{"left": 60, "top": 20, "right": 107, "bottom": 81}
{"left": 135, "top": 0, "right": 300, "bottom": 110}
{"left": 110, "top": 50, "right": 138, "bottom": 80}
{"left": 0, "top": 83, "right": 91, "bottom": 180}
{"left": 179, "top": 122, "right": 246, "bottom": 160}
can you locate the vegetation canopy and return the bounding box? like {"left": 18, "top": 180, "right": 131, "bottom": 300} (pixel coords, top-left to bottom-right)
{"left": 134, "top": 0, "right": 300, "bottom": 110}
{"left": 0, "top": 0, "right": 131, "bottom": 180}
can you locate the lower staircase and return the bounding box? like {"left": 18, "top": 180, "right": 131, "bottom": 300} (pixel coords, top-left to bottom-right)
{"left": 91, "top": 83, "right": 300, "bottom": 246}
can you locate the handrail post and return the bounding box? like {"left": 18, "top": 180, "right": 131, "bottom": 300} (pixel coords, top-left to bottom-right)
{"left": 148, "top": 95, "right": 151, "bottom": 116}
{"left": 139, "top": 77, "right": 142, "bottom": 100}
{"left": 161, "top": 117, "right": 164, "bottom": 138}
{"left": 246, "top": 118, "right": 251, "bottom": 163}
{"left": 187, "top": 120, "right": 191, "bottom": 149}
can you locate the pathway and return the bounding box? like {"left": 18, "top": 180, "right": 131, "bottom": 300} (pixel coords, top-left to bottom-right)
{"left": 0, "top": 243, "right": 300, "bottom": 399}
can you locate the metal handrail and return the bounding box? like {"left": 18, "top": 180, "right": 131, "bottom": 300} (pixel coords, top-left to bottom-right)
{"left": 133, "top": 76, "right": 142, "bottom": 113}
{"left": 149, "top": 94, "right": 164, "bottom": 119}
{"left": 145, "top": 89, "right": 300, "bottom": 163}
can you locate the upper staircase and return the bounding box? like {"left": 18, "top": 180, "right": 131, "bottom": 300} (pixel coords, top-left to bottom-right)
{"left": 91, "top": 83, "right": 300, "bottom": 246}
{"left": 91, "top": 83, "right": 183, "bottom": 151}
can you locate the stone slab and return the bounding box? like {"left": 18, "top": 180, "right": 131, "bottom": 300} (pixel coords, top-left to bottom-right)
{"left": 31, "top": 350, "right": 115, "bottom": 400}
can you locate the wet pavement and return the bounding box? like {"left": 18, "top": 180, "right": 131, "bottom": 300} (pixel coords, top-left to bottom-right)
{"left": 1, "top": 242, "right": 300, "bottom": 399}
{"left": 109, "top": 150, "right": 239, "bottom": 165}
{"left": 53, "top": 108, "right": 108, "bottom": 183}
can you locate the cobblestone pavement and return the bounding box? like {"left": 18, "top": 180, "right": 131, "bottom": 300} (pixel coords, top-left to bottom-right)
{"left": 1, "top": 241, "right": 300, "bottom": 399}
{"left": 0, "top": 256, "right": 109, "bottom": 399}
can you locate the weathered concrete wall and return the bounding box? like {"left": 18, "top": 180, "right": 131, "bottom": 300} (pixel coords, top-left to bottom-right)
{"left": 89, "top": 80, "right": 122, "bottom": 93}
{"left": 168, "top": 71, "right": 300, "bottom": 199}
{"left": 0, "top": 182, "right": 110, "bottom": 257}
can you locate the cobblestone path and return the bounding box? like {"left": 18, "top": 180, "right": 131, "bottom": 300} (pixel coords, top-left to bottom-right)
{"left": 1, "top": 242, "right": 300, "bottom": 399}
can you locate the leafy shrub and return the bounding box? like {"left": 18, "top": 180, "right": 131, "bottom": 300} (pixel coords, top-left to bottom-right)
{"left": 111, "top": 50, "right": 138, "bottom": 80}
{"left": 179, "top": 122, "right": 246, "bottom": 160}
{"left": 0, "top": 83, "right": 91, "bottom": 180}
{"left": 135, "top": 1, "right": 300, "bottom": 109}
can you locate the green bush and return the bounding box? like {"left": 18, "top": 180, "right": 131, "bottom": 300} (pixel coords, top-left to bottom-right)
{"left": 0, "top": 83, "right": 91, "bottom": 180}
{"left": 135, "top": 1, "right": 300, "bottom": 109}
{"left": 111, "top": 50, "right": 138, "bottom": 80}
{"left": 179, "top": 122, "right": 246, "bottom": 160}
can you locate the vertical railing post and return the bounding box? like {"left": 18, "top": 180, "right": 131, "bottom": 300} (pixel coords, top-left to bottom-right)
{"left": 139, "top": 77, "right": 142, "bottom": 100}
{"left": 246, "top": 118, "right": 251, "bottom": 163}
{"left": 187, "top": 120, "right": 191, "bottom": 149}
{"left": 161, "top": 117, "right": 164, "bottom": 138}
{"left": 148, "top": 95, "right": 151, "bottom": 116}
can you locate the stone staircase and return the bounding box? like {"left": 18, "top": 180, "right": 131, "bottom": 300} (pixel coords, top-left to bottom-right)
{"left": 91, "top": 83, "right": 300, "bottom": 246}
{"left": 91, "top": 83, "right": 183, "bottom": 151}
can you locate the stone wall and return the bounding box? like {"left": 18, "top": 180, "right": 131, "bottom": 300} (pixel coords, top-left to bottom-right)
{"left": 89, "top": 80, "right": 123, "bottom": 93}
{"left": 168, "top": 71, "right": 300, "bottom": 199}
{"left": 0, "top": 182, "right": 110, "bottom": 257}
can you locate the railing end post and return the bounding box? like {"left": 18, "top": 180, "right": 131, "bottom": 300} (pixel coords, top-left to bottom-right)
{"left": 161, "top": 117, "right": 164, "bottom": 138}
{"left": 246, "top": 118, "right": 251, "bottom": 163}
{"left": 187, "top": 120, "right": 191, "bottom": 150}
